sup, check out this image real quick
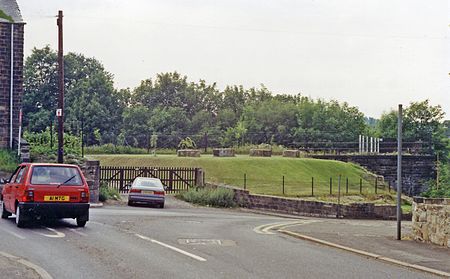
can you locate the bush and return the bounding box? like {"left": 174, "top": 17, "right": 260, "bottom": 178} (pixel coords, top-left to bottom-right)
{"left": 99, "top": 182, "right": 121, "bottom": 202}
{"left": 421, "top": 185, "right": 450, "bottom": 198}
{"left": 179, "top": 187, "right": 236, "bottom": 207}
{"left": 0, "top": 149, "right": 19, "bottom": 172}
{"left": 24, "top": 129, "right": 81, "bottom": 156}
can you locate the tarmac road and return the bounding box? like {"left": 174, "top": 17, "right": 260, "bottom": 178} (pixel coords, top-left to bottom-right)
{"left": 0, "top": 198, "right": 439, "bottom": 279}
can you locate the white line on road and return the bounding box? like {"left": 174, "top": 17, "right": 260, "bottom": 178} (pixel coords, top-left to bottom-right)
{"left": 0, "top": 251, "right": 53, "bottom": 279}
{"left": 69, "top": 228, "right": 88, "bottom": 237}
{"left": 253, "top": 220, "right": 319, "bottom": 235}
{"left": 135, "top": 234, "right": 207, "bottom": 262}
{"left": 0, "top": 227, "right": 26, "bottom": 239}
{"left": 35, "top": 227, "right": 65, "bottom": 238}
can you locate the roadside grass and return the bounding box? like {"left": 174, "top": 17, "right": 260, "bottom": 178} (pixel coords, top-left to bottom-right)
{"left": 178, "top": 187, "right": 236, "bottom": 207}
{"left": 0, "top": 149, "right": 19, "bottom": 173}
{"left": 90, "top": 154, "right": 392, "bottom": 198}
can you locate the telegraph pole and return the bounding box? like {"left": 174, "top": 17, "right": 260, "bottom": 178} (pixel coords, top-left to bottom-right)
{"left": 57, "top": 11, "right": 64, "bottom": 163}
{"left": 397, "top": 104, "right": 403, "bottom": 240}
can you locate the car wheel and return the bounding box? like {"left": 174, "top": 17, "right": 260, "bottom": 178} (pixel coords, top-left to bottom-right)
{"left": 15, "top": 206, "right": 26, "bottom": 228}
{"left": 159, "top": 202, "right": 164, "bottom": 209}
{"left": 128, "top": 201, "right": 133, "bottom": 206}
{"left": 76, "top": 218, "right": 87, "bottom": 227}
{"left": 1, "top": 202, "right": 11, "bottom": 219}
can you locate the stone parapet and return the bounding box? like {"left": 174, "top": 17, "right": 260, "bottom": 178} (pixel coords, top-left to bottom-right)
{"left": 249, "top": 149, "right": 272, "bottom": 157}
{"left": 283, "top": 150, "right": 300, "bottom": 158}
{"left": 177, "top": 149, "right": 201, "bottom": 157}
{"left": 206, "top": 183, "right": 399, "bottom": 220}
{"left": 412, "top": 197, "right": 449, "bottom": 248}
{"left": 311, "top": 155, "right": 436, "bottom": 196}
{"left": 213, "top": 148, "right": 235, "bottom": 157}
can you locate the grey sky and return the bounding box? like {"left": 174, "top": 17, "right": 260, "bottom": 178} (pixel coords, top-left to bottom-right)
{"left": 19, "top": 0, "right": 450, "bottom": 118}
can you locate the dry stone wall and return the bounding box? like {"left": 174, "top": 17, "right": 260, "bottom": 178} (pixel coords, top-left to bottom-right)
{"left": 412, "top": 197, "right": 449, "bottom": 248}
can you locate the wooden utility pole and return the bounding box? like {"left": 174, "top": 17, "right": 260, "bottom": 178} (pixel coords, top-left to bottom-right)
{"left": 397, "top": 104, "right": 403, "bottom": 240}
{"left": 57, "top": 11, "right": 64, "bottom": 163}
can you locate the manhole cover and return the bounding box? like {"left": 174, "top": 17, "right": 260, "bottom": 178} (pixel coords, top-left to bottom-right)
{"left": 178, "top": 239, "right": 236, "bottom": 246}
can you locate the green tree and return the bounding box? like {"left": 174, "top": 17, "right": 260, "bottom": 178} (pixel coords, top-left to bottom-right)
{"left": 23, "top": 47, "right": 124, "bottom": 145}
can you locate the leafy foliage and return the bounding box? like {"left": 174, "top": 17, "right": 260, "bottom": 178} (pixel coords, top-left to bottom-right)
{"left": 99, "top": 182, "right": 121, "bottom": 202}
{"left": 0, "top": 149, "right": 19, "bottom": 172}
{"left": 178, "top": 137, "right": 196, "bottom": 149}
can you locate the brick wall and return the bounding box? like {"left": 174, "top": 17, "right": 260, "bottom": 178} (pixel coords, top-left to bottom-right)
{"left": 311, "top": 155, "right": 436, "bottom": 196}
{"left": 0, "top": 22, "right": 24, "bottom": 148}
{"left": 412, "top": 197, "right": 450, "bottom": 248}
{"left": 206, "top": 183, "right": 399, "bottom": 220}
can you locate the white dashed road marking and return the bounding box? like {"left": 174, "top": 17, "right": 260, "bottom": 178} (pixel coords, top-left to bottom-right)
{"left": 35, "top": 227, "right": 66, "bottom": 238}
{"left": 69, "top": 228, "right": 88, "bottom": 237}
{"left": 0, "top": 227, "right": 26, "bottom": 239}
{"left": 135, "top": 234, "right": 207, "bottom": 262}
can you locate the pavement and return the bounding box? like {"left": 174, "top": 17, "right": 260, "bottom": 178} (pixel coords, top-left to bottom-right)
{"left": 275, "top": 217, "right": 450, "bottom": 277}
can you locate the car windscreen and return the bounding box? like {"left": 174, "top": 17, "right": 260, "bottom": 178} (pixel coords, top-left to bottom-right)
{"left": 135, "top": 179, "right": 163, "bottom": 188}
{"left": 30, "top": 166, "right": 83, "bottom": 186}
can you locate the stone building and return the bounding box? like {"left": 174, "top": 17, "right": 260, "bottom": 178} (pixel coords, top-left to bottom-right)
{"left": 0, "top": 0, "right": 24, "bottom": 148}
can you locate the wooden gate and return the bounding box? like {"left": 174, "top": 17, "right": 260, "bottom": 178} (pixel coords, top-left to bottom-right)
{"left": 100, "top": 166, "right": 200, "bottom": 193}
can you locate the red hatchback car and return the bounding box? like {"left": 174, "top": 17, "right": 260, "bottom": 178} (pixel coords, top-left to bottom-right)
{"left": 0, "top": 163, "right": 90, "bottom": 228}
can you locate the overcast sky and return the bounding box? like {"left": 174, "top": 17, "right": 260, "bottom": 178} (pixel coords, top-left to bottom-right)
{"left": 18, "top": 0, "right": 450, "bottom": 118}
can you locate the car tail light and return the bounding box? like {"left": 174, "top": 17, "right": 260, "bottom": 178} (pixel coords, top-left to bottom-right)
{"left": 130, "top": 189, "right": 141, "bottom": 193}
{"left": 154, "top": 191, "right": 165, "bottom": 196}
{"left": 80, "top": 191, "right": 89, "bottom": 202}
{"left": 22, "top": 190, "right": 34, "bottom": 202}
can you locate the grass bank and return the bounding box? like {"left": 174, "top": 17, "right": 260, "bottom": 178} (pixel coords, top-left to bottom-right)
{"left": 89, "top": 154, "right": 391, "bottom": 197}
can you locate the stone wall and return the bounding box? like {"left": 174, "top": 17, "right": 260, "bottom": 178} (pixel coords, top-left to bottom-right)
{"left": 311, "top": 155, "right": 435, "bottom": 196}
{"left": 412, "top": 197, "right": 449, "bottom": 248}
{"left": 81, "top": 160, "right": 100, "bottom": 204}
{"left": 206, "top": 183, "right": 399, "bottom": 220}
{"left": 0, "top": 22, "right": 24, "bottom": 148}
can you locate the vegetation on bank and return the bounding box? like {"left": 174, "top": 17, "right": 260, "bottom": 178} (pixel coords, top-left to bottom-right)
{"left": 178, "top": 187, "right": 236, "bottom": 208}
{"left": 0, "top": 149, "right": 19, "bottom": 172}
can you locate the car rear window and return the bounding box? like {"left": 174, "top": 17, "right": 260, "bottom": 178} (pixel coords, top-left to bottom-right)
{"left": 136, "top": 179, "right": 162, "bottom": 188}
{"left": 30, "top": 166, "right": 83, "bottom": 186}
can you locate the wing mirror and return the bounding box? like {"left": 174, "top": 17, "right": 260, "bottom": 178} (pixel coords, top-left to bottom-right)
{"left": 164, "top": 186, "right": 169, "bottom": 191}
{"left": 0, "top": 178, "right": 8, "bottom": 184}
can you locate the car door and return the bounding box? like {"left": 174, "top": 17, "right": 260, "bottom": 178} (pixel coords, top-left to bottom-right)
{"left": 3, "top": 166, "right": 20, "bottom": 212}
{"left": 8, "top": 166, "right": 27, "bottom": 212}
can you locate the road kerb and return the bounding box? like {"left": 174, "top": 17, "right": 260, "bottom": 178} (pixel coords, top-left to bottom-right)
{"left": 278, "top": 230, "right": 450, "bottom": 278}
{"left": 0, "top": 251, "right": 53, "bottom": 279}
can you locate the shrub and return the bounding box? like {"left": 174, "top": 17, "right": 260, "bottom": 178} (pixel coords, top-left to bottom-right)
{"left": 0, "top": 149, "right": 19, "bottom": 172}
{"left": 99, "top": 182, "right": 121, "bottom": 202}
{"left": 179, "top": 187, "right": 236, "bottom": 207}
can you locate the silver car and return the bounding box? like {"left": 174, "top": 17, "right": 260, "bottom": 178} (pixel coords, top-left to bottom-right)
{"left": 128, "top": 177, "right": 166, "bottom": 208}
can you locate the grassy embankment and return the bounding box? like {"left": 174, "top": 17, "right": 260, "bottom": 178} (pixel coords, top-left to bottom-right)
{"left": 89, "top": 154, "right": 397, "bottom": 201}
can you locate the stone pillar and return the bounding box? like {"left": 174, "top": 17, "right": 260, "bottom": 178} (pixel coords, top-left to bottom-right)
{"left": 195, "top": 168, "right": 204, "bottom": 187}
{"left": 82, "top": 160, "right": 100, "bottom": 204}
